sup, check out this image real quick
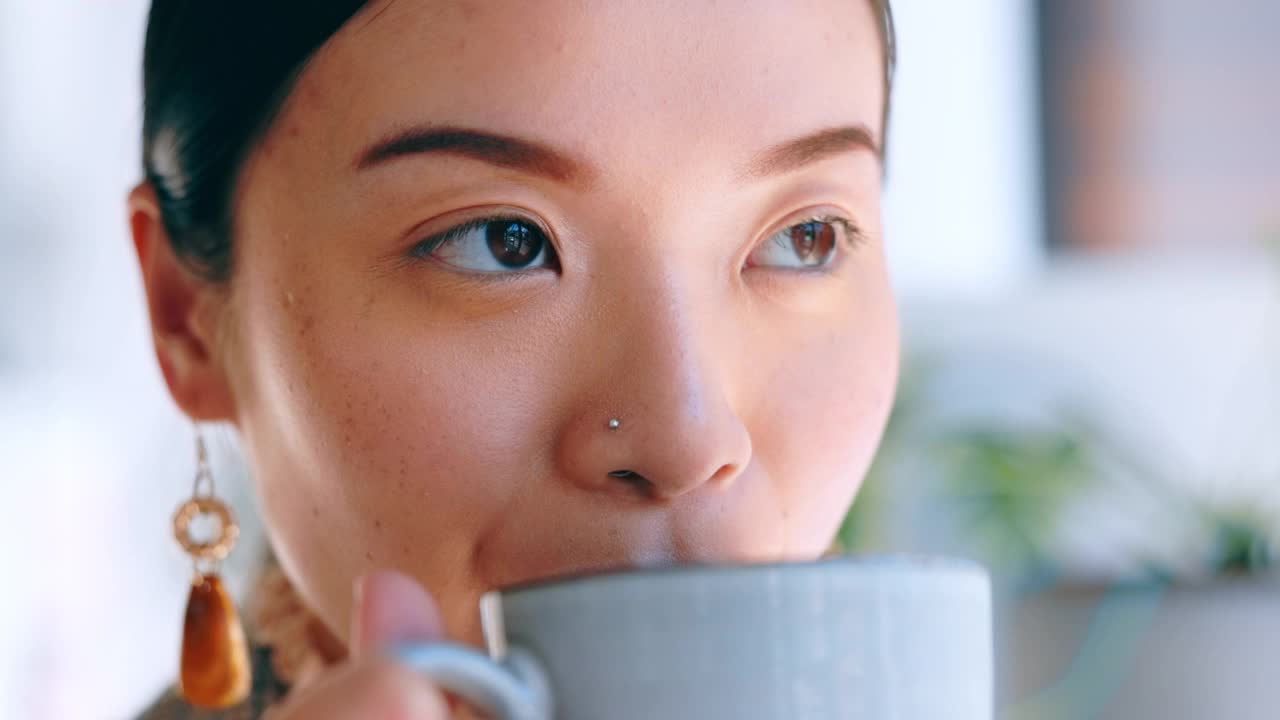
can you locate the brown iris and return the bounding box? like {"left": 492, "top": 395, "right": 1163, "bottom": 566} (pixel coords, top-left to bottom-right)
{"left": 485, "top": 220, "right": 545, "bottom": 268}
{"left": 788, "top": 221, "right": 838, "bottom": 266}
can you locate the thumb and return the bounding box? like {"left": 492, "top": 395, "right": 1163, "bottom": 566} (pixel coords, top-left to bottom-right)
{"left": 350, "top": 570, "right": 446, "bottom": 662}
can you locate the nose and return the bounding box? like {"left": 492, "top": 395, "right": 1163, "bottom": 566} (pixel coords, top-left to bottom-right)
{"left": 554, "top": 276, "right": 753, "bottom": 501}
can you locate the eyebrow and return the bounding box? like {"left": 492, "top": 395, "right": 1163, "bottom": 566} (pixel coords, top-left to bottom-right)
{"left": 355, "top": 123, "right": 880, "bottom": 185}
{"left": 740, "top": 125, "right": 881, "bottom": 180}
{"left": 355, "top": 125, "right": 591, "bottom": 184}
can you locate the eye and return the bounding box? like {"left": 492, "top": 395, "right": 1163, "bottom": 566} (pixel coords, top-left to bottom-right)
{"left": 747, "top": 216, "right": 860, "bottom": 270}
{"left": 413, "top": 217, "right": 557, "bottom": 273}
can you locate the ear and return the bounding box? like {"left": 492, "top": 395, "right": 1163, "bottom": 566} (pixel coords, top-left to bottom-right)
{"left": 129, "top": 181, "right": 238, "bottom": 422}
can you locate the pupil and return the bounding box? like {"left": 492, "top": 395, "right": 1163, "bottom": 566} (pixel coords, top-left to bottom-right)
{"left": 486, "top": 220, "right": 544, "bottom": 268}
{"left": 789, "top": 222, "right": 836, "bottom": 265}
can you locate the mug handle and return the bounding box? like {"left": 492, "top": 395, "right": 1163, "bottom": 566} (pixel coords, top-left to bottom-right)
{"left": 391, "top": 642, "right": 552, "bottom": 720}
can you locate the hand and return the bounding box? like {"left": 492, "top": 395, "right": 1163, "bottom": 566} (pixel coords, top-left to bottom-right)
{"left": 265, "top": 571, "right": 455, "bottom": 719}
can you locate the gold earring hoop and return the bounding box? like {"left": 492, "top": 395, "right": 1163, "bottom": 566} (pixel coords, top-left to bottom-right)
{"left": 172, "top": 430, "right": 251, "bottom": 709}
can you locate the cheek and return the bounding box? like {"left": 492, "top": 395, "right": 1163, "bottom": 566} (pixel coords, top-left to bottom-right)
{"left": 230, "top": 258, "right": 569, "bottom": 634}
{"left": 750, "top": 293, "right": 900, "bottom": 552}
{"left": 254, "top": 284, "right": 559, "bottom": 538}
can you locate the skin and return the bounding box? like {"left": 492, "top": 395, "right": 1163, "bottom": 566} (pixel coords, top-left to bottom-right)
{"left": 131, "top": 0, "right": 898, "bottom": 664}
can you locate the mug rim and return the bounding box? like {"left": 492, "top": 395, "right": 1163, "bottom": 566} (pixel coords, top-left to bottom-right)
{"left": 487, "top": 553, "right": 988, "bottom": 599}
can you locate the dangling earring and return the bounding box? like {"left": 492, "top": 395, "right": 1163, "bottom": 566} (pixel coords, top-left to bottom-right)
{"left": 172, "top": 430, "right": 252, "bottom": 709}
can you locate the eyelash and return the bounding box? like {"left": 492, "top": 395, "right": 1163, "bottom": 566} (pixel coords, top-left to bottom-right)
{"left": 409, "top": 213, "right": 867, "bottom": 265}
{"left": 410, "top": 216, "right": 526, "bottom": 258}
{"left": 786, "top": 214, "right": 866, "bottom": 248}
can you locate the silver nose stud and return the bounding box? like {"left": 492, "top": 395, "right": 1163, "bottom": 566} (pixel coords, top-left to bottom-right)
{"left": 607, "top": 418, "right": 621, "bottom": 430}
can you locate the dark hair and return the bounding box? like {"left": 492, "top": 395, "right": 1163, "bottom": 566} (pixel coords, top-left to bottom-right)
{"left": 142, "top": 1, "right": 368, "bottom": 281}
{"left": 142, "top": 1, "right": 895, "bottom": 283}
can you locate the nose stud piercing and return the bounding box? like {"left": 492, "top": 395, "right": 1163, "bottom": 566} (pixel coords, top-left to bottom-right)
{"left": 607, "top": 418, "right": 621, "bottom": 430}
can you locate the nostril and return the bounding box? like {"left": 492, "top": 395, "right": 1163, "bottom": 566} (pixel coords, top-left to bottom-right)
{"left": 607, "top": 469, "right": 653, "bottom": 494}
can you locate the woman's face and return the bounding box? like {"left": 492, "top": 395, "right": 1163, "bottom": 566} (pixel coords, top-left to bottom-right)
{"left": 220, "top": 0, "right": 897, "bottom": 645}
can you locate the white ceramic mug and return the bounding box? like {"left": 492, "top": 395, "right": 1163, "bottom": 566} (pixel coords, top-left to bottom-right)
{"left": 394, "top": 556, "right": 992, "bottom": 719}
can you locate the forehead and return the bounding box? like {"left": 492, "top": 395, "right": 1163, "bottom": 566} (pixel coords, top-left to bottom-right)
{"left": 287, "top": 0, "right": 885, "bottom": 180}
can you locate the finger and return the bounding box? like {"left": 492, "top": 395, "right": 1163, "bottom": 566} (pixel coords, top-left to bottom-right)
{"left": 265, "top": 659, "right": 451, "bottom": 720}
{"left": 350, "top": 570, "right": 447, "bottom": 662}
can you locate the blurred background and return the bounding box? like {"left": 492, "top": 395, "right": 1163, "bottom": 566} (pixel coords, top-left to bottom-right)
{"left": 1, "top": 1, "right": 1276, "bottom": 718}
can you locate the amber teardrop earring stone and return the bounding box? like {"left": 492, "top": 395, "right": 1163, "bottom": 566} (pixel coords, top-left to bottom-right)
{"left": 179, "top": 574, "right": 252, "bottom": 709}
